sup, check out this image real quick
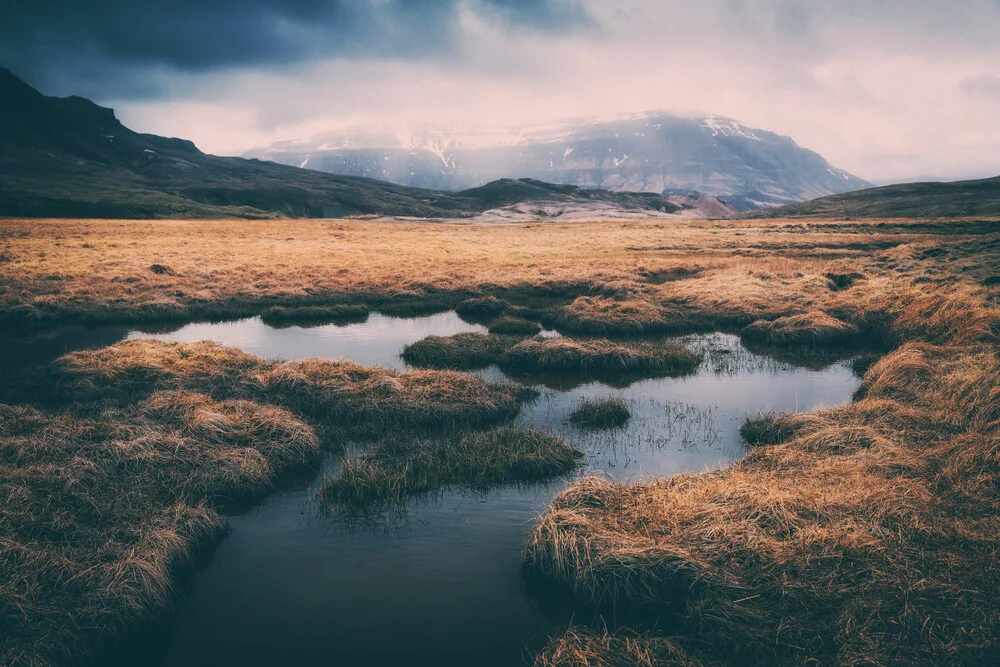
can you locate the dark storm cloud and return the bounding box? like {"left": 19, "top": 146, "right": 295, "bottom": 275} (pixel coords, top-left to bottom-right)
{"left": 0, "top": 0, "right": 592, "bottom": 96}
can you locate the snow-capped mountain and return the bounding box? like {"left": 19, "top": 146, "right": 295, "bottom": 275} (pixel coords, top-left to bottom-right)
{"left": 245, "top": 113, "right": 872, "bottom": 205}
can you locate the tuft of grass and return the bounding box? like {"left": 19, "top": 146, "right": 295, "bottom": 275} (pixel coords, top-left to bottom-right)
{"left": 501, "top": 337, "right": 700, "bottom": 376}
{"left": 531, "top": 627, "right": 705, "bottom": 667}
{"left": 741, "top": 311, "right": 861, "bottom": 348}
{"left": 455, "top": 295, "right": 510, "bottom": 322}
{"left": 524, "top": 338, "right": 1000, "bottom": 665}
{"left": 50, "top": 339, "right": 532, "bottom": 435}
{"left": 568, "top": 397, "right": 631, "bottom": 430}
{"left": 318, "top": 427, "right": 583, "bottom": 510}
{"left": 260, "top": 304, "right": 369, "bottom": 328}
{"left": 739, "top": 411, "right": 803, "bottom": 446}
{"left": 401, "top": 332, "right": 516, "bottom": 370}
{"left": 552, "top": 297, "right": 672, "bottom": 336}
{"left": 0, "top": 392, "right": 319, "bottom": 666}
{"left": 487, "top": 316, "right": 542, "bottom": 336}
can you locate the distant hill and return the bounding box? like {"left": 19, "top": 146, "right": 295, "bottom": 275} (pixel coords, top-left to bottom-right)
{"left": 0, "top": 67, "right": 718, "bottom": 220}
{"left": 754, "top": 176, "right": 1000, "bottom": 218}
{"left": 246, "top": 114, "right": 873, "bottom": 205}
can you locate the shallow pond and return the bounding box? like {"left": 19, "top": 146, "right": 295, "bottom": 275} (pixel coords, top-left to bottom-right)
{"left": 3, "top": 313, "right": 862, "bottom": 666}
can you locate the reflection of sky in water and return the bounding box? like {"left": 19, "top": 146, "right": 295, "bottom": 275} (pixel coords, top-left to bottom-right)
{"left": 130, "top": 317, "right": 857, "bottom": 481}
{"left": 23, "top": 313, "right": 861, "bottom": 667}
{"left": 130, "top": 312, "right": 488, "bottom": 370}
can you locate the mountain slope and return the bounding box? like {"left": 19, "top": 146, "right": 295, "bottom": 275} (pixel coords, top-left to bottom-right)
{"left": 0, "top": 67, "right": 712, "bottom": 220}
{"left": 755, "top": 176, "right": 1000, "bottom": 218}
{"left": 246, "top": 114, "right": 873, "bottom": 204}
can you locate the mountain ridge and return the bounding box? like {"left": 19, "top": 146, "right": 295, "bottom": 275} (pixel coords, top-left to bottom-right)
{"left": 246, "top": 114, "right": 873, "bottom": 204}
{"left": 0, "top": 67, "right": 729, "bottom": 220}
{"left": 752, "top": 176, "right": 1000, "bottom": 218}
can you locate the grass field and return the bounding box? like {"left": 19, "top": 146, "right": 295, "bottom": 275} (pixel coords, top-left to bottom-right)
{"left": 2, "top": 215, "right": 1000, "bottom": 665}
{"left": 2, "top": 216, "right": 997, "bottom": 333}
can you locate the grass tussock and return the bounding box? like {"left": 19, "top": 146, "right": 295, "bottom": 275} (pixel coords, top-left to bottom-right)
{"left": 51, "top": 339, "right": 531, "bottom": 434}
{"left": 455, "top": 295, "right": 510, "bottom": 322}
{"left": 487, "top": 316, "right": 542, "bottom": 336}
{"left": 260, "top": 304, "right": 369, "bottom": 327}
{"left": 738, "top": 411, "right": 812, "bottom": 446}
{"left": 318, "top": 427, "right": 582, "bottom": 510}
{"left": 524, "top": 333, "right": 1000, "bottom": 665}
{"left": 568, "top": 397, "right": 631, "bottom": 430}
{"left": 553, "top": 297, "right": 671, "bottom": 336}
{"left": 502, "top": 337, "right": 700, "bottom": 377}
{"left": 741, "top": 311, "right": 861, "bottom": 348}
{"left": 532, "top": 627, "right": 705, "bottom": 667}
{"left": 401, "top": 332, "right": 516, "bottom": 370}
{"left": 0, "top": 391, "right": 319, "bottom": 666}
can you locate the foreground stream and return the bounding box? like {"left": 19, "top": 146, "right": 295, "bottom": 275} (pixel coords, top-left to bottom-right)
{"left": 2, "top": 313, "right": 861, "bottom": 666}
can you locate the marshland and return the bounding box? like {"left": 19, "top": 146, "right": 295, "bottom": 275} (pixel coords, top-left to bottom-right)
{"left": 3, "top": 215, "right": 1000, "bottom": 666}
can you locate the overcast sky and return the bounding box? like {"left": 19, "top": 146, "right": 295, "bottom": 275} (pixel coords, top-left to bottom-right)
{"left": 4, "top": 0, "right": 1000, "bottom": 183}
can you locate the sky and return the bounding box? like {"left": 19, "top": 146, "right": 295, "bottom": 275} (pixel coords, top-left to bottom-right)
{"left": 3, "top": 0, "right": 1000, "bottom": 184}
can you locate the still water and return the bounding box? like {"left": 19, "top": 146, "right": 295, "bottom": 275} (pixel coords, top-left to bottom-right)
{"left": 2, "top": 313, "right": 861, "bottom": 666}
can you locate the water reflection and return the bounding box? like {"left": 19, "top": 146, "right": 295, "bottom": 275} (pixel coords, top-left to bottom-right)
{"left": 130, "top": 312, "right": 486, "bottom": 370}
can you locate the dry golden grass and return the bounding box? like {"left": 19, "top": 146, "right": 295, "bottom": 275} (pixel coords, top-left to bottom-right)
{"left": 531, "top": 627, "right": 706, "bottom": 667}
{"left": 524, "top": 292, "right": 1000, "bottom": 664}
{"left": 319, "top": 427, "right": 582, "bottom": 512}
{"left": 0, "top": 392, "right": 319, "bottom": 666}
{"left": 1, "top": 338, "right": 539, "bottom": 665}
{"left": 455, "top": 295, "right": 511, "bottom": 322}
{"left": 738, "top": 411, "right": 811, "bottom": 447}
{"left": 488, "top": 316, "right": 543, "bottom": 336}
{"left": 501, "top": 337, "right": 700, "bottom": 376}
{"left": 568, "top": 396, "right": 632, "bottom": 430}
{"left": 552, "top": 296, "right": 680, "bottom": 336}
{"left": 259, "top": 303, "right": 369, "bottom": 327}
{"left": 3, "top": 216, "right": 997, "bottom": 335}
{"left": 740, "top": 310, "right": 860, "bottom": 347}
{"left": 3, "top": 216, "right": 1000, "bottom": 665}
{"left": 401, "top": 332, "right": 517, "bottom": 370}
{"left": 50, "top": 339, "right": 531, "bottom": 434}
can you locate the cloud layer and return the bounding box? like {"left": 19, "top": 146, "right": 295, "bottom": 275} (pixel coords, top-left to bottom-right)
{"left": 4, "top": 0, "right": 999, "bottom": 182}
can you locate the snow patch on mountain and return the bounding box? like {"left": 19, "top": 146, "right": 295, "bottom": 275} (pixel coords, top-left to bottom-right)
{"left": 246, "top": 112, "right": 873, "bottom": 205}
{"left": 702, "top": 115, "right": 764, "bottom": 141}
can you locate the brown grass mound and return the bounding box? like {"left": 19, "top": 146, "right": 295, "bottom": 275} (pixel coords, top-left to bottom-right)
{"left": 0, "top": 392, "right": 318, "bottom": 666}
{"left": 260, "top": 304, "right": 369, "bottom": 327}
{"left": 532, "top": 627, "right": 706, "bottom": 667}
{"left": 318, "top": 427, "right": 582, "bottom": 511}
{"left": 401, "top": 332, "right": 517, "bottom": 370}
{"left": 455, "top": 295, "right": 509, "bottom": 322}
{"left": 568, "top": 397, "right": 631, "bottom": 430}
{"left": 488, "top": 316, "right": 543, "bottom": 336}
{"left": 741, "top": 311, "right": 861, "bottom": 347}
{"left": 502, "top": 337, "right": 700, "bottom": 376}
{"left": 552, "top": 297, "right": 671, "bottom": 336}
{"left": 738, "top": 411, "right": 811, "bottom": 446}
{"left": 638, "top": 265, "right": 705, "bottom": 285}
{"left": 51, "top": 339, "right": 531, "bottom": 434}
{"left": 524, "top": 340, "right": 1000, "bottom": 665}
